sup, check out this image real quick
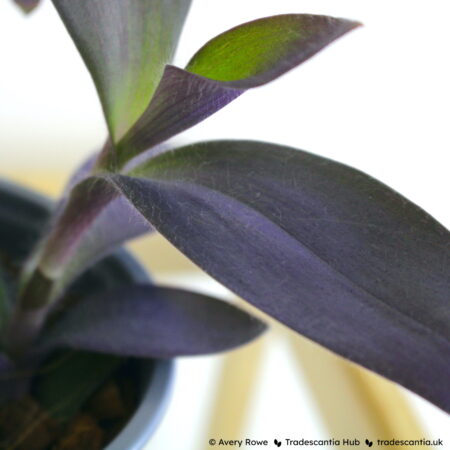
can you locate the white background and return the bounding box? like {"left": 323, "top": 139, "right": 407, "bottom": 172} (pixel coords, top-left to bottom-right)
{"left": 0, "top": 1, "right": 449, "bottom": 449}
{"left": 1, "top": 0, "right": 449, "bottom": 228}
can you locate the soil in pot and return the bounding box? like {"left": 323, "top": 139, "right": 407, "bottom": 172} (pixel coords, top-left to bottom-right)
{"left": 0, "top": 358, "right": 144, "bottom": 450}
{"left": 0, "top": 243, "right": 144, "bottom": 450}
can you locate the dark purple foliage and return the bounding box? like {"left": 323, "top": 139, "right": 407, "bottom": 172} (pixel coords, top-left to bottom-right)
{"left": 40, "top": 177, "right": 152, "bottom": 294}
{"left": 37, "top": 285, "right": 266, "bottom": 358}
{"left": 106, "top": 140, "right": 450, "bottom": 412}
{"left": 6, "top": 0, "right": 449, "bottom": 417}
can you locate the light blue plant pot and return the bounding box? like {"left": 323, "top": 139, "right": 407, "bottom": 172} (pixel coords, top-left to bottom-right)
{"left": 106, "top": 359, "right": 174, "bottom": 450}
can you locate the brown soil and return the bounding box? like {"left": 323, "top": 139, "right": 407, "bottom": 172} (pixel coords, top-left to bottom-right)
{"left": 0, "top": 233, "right": 141, "bottom": 449}
{"left": 0, "top": 363, "right": 138, "bottom": 450}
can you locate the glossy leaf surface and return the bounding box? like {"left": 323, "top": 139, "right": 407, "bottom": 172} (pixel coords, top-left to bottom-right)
{"left": 117, "top": 14, "right": 360, "bottom": 165}
{"left": 110, "top": 140, "right": 450, "bottom": 411}
{"left": 38, "top": 285, "right": 266, "bottom": 358}
{"left": 52, "top": 0, "right": 192, "bottom": 141}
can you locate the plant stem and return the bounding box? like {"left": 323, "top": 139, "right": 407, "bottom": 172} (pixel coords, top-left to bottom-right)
{"left": 5, "top": 268, "right": 54, "bottom": 357}
{"left": 93, "top": 138, "right": 119, "bottom": 172}
{"left": 6, "top": 140, "right": 118, "bottom": 356}
{"left": 6, "top": 309, "right": 50, "bottom": 359}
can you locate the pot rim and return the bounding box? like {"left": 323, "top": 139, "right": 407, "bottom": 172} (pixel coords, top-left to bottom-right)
{"left": 105, "top": 359, "right": 175, "bottom": 450}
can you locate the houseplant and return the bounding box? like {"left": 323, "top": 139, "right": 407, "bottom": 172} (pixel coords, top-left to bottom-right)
{"left": 2, "top": 0, "right": 449, "bottom": 448}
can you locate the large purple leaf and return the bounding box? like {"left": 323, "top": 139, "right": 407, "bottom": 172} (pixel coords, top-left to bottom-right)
{"left": 107, "top": 140, "right": 450, "bottom": 412}
{"left": 52, "top": 0, "right": 192, "bottom": 141}
{"left": 37, "top": 285, "right": 266, "bottom": 358}
{"left": 116, "top": 14, "right": 360, "bottom": 166}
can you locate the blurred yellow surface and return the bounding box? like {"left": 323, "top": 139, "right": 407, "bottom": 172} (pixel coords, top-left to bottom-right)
{"left": 290, "top": 332, "right": 430, "bottom": 448}
{"left": 2, "top": 170, "right": 67, "bottom": 198}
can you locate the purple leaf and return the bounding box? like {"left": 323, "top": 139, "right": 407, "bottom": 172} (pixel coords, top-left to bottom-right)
{"left": 108, "top": 140, "right": 450, "bottom": 412}
{"left": 33, "top": 351, "right": 121, "bottom": 421}
{"left": 39, "top": 178, "right": 119, "bottom": 280}
{"left": 117, "top": 66, "right": 244, "bottom": 166}
{"left": 116, "top": 14, "right": 360, "bottom": 166}
{"left": 37, "top": 285, "right": 266, "bottom": 358}
{"left": 50, "top": 195, "right": 152, "bottom": 297}
{"left": 52, "top": 0, "right": 192, "bottom": 141}
{"left": 59, "top": 151, "right": 154, "bottom": 276}
{"left": 35, "top": 177, "right": 151, "bottom": 302}
{"left": 47, "top": 152, "right": 99, "bottom": 230}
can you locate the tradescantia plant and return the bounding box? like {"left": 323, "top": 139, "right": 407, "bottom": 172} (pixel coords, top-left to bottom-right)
{"left": 2, "top": 0, "right": 449, "bottom": 441}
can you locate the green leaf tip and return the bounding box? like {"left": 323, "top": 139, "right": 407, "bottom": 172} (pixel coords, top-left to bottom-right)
{"left": 110, "top": 13, "right": 361, "bottom": 169}
{"left": 186, "top": 14, "right": 362, "bottom": 84}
